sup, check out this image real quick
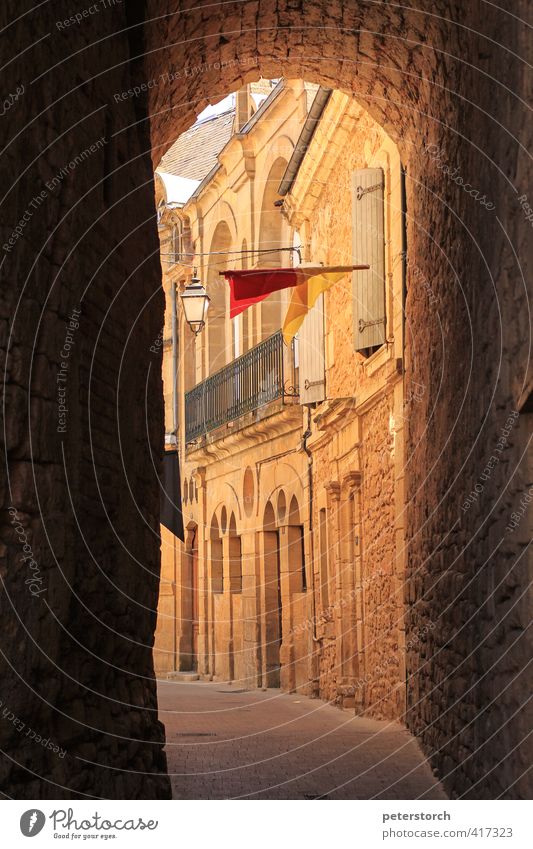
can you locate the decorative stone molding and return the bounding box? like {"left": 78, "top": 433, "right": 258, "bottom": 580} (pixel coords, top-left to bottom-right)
{"left": 324, "top": 481, "right": 341, "bottom": 505}
{"left": 342, "top": 470, "right": 362, "bottom": 490}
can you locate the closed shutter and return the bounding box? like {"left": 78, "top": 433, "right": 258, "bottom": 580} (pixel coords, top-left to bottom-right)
{"left": 352, "top": 168, "right": 386, "bottom": 351}
{"left": 298, "top": 293, "right": 325, "bottom": 403}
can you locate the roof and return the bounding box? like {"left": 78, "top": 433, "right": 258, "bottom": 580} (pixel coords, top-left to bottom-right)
{"left": 157, "top": 79, "right": 320, "bottom": 204}
{"left": 157, "top": 109, "right": 235, "bottom": 181}
{"left": 156, "top": 172, "right": 201, "bottom": 206}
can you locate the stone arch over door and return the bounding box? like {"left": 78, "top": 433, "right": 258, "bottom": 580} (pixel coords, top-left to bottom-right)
{"left": 1, "top": 0, "right": 530, "bottom": 800}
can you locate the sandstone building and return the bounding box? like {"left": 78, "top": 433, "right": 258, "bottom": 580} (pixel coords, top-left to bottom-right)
{"left": 154, "top": 80, "right": 408, "bottom": 722}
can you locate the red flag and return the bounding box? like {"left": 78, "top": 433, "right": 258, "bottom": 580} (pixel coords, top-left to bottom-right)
{"left": 228, "top": 280, "right": 269, "bottom": 318}
{"left": 222, "top": 266, "right": 369, "bottom": 319}
{"left": 222, "top": 268, "right": 303, "bottom": 319}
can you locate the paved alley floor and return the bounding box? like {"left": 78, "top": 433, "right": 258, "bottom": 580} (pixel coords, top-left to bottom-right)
{"left": 158, "top": 680, "right": 447, "bottom": 800}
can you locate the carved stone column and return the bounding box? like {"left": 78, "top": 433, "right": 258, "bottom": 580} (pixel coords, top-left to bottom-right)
{"left": 342, "top": 471, "right": 363, "bottom": 710}
{"left": 325, "top": 481, "right": 343, "bottom": 703}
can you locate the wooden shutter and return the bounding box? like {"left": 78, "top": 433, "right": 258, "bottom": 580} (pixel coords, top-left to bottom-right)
{"left": 298, "top": 293, "right": 326, "bottom": 403}
{"left": 352, "top": 168, "right": 386, "bottom": 350}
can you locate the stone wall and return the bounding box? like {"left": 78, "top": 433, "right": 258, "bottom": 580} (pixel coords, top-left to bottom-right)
{"left": 360, "top": 395, "right": 400, "bottom": 718}
{"left": 0, "top": 1, "right": 170, "bottom": 798}
{"left": 145, "top": 0, "right": 532, "bottom": 800}
{"left": 294, "top": 96, "right": 406, "bottom": 720}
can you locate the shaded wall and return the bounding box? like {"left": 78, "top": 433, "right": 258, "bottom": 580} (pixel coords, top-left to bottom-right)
{"left": 0, "top": 2, "right": 169, "bottom": 798}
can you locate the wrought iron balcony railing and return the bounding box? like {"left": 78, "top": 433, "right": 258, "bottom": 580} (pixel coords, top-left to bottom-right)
{"left": 185, "top": 330, "right": 298, "bottom": 443}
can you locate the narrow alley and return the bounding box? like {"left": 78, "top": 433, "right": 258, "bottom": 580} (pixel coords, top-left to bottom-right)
{"left": 159, "top": 680, "right": 446, "bottom": 800}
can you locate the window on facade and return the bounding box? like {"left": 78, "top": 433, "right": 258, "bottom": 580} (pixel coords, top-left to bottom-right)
{"left": 207, "top": 221, "right": 231, "bottom": 374}
{"left": 232, "top": 313, "right": 241, "bottom": 359}
{"left": 211, "top": 538, "right": 223, "bottom": 593}
{"left": 288, "top": 524, "right": 306, "bottom": 593}
{"left": 229, "top": 534, "right": 242, "bottom": 593}
{"left": 240, "top": 239, "right": 253, "bottom": 353}
{"left": 172, "top": 223, "right": 183, "bottom": 264}
{"left": 352, "top": 167, "right": 386, "bottom": 357}
{"left": 183, "top": 322, "right": 196, "bottom": 392}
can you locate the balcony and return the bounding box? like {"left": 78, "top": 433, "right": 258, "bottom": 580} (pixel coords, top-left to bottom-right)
{"left": 185, "top": 331, "right": 298, "bottom": 444}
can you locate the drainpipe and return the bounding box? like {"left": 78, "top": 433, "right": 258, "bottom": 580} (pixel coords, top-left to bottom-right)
{"left": 170, "top": 280, "right": 178, "bottom": 442}
{"left": 302, "top": 407, "right": 321, "bottom": 699}
{"left": 278, "top": 88, "right": 333, "bottom": 197}
{"left": 302, "top": 407, "right": 320, "bottom": 647}
{"left": 170, "top": 279, "right": 179, "bottom": 670}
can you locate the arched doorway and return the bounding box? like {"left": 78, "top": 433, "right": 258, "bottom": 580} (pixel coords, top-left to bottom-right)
{"left": 262, "top": 501, "right": 282, "bottom": 687}
{"left": 181, "top": 523, "right": 199, "bottom": 671}
{"left": 209, "top": 513, "right": 224, "bottom": 680}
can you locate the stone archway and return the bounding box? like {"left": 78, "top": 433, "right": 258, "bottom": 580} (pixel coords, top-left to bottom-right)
{"left": 0, "top": 0, "right": 530, "bottom": 801}
{"left": 143, "top": 2, "right": 532, "bottom": 800}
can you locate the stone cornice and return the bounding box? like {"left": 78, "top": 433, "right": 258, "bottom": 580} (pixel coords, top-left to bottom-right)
{"left": 185, "top": 403, "right": 304, "bottom": 463}
{"left": 313, "top": 397, "right": 357, "bottom": 433}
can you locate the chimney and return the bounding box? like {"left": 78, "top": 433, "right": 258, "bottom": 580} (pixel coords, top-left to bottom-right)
{"left": 234, "top": 85, "right": 253, "bottom": 132}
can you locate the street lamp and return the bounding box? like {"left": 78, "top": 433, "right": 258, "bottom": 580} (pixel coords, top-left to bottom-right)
{"left": 180, "top": 273, "right": 210, "bottom": 335}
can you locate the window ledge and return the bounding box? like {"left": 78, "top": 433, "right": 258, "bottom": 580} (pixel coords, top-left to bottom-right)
{"left": 362, "top": 339, "right": 393, "bottom": 377}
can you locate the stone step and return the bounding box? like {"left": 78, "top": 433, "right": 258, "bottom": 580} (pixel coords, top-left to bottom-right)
{"left": 159, "top": 671, "right": 200, "bottom": 682}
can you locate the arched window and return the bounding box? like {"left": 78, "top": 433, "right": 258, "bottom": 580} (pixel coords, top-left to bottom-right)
{"left": 258, "top": 157, "right": 289, "bottom": 340}
{"left": 206, "top": 221, "right": 232, "bottom": 374}
{"left": 240, "top": 238, "right": 252, "bottom": 352}
{"left": 228, "top": 512, "right": 242, "bottom": 594}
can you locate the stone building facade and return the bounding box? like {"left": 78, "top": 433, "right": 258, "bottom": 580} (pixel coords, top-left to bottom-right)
{"left": 154, "top": 83, "right": 408, "bottom": 721}
{"left": 282, "top": 92, "right": 408, "bottom": 719}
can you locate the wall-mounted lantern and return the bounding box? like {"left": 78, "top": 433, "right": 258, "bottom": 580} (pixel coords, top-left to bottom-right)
{"left": 180, "top": 272, "right": 210, "bottom": 335}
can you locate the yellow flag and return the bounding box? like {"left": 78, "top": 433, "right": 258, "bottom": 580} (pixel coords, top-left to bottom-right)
{"left": 282, "top": 266, "right": 360, "bottom": 346}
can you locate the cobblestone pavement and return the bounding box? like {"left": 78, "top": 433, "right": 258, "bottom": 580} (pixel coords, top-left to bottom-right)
{"left": 158, "top": 680, "right": 447, "bottom": 800}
